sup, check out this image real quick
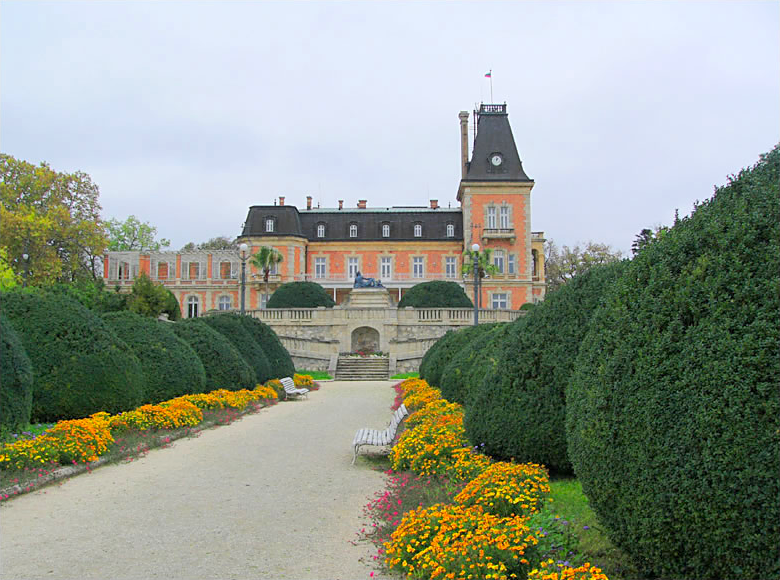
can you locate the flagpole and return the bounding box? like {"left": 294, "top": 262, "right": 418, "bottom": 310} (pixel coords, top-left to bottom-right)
{"left": 485, "top": 69, "right": 493, "bottom": 102}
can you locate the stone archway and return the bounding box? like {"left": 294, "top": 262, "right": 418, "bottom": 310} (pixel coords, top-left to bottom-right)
{"left": 351, "top": 326, "right": 380, "bottom": 353}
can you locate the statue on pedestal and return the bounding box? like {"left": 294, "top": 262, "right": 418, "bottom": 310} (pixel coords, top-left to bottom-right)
{"left": 353, "top": 271, "right": 383, "bottom": 288}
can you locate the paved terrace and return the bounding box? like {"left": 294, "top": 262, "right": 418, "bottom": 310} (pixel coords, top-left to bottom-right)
{"left": 0, "top": 382, "right": 400, "bottom": 580}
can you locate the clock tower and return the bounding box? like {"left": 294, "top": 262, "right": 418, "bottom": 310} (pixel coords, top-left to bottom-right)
{"left": 458, "top": 104, "right": 546, "bottom": 308}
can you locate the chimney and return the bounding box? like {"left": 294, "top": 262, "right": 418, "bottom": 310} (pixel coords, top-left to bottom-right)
{"left": 430, "top": 199, "right": 439, "bottom": 209}
{"left": 338, "top": 200, "right": 343, "bottom": 210}
{"left": 279, "top": 196, "right": 285, "bottom": 206}
{"left": 306, "top": 196, "right": 312, "bottom": 210}
{"left": 459, "top": 111, "right": 470, "bottom": 179}
{"left": 357, "top": 199, "right": 367, "bottom": 209}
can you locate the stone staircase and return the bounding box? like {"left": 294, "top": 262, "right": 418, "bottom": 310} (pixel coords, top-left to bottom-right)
{"left": 335, "top": 356, "right": 390, "bottom": 380}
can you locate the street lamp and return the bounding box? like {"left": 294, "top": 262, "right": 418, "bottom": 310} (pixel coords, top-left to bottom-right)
{"left": 239, "top": 243, "right": 249, "bottom": 315}
{"left": 471, "top": 243, "right": 480, "bottom": 326}
{"left": 21, "top": 253, "right": 29, "bottom": 288}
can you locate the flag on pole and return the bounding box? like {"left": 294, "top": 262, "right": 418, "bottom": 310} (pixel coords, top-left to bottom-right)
{"left": 484, "top": 71, "right": 492, "bottom": 78}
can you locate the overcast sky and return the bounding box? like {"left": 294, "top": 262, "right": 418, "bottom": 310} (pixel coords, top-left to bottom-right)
{"left": 2, "top": 0, "right": 778, "bottom": 255}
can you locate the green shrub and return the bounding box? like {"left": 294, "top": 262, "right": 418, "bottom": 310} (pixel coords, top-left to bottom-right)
{"left": 45, "top": 278, "right": 129, "bottom": 313}
{"left": 171, "top": 319, "right": 257, "bottom": 391}
{"left": 398, "top": 280, "right": 473, "bottom": 308}
{"left": 101, "top": 311, "right": 206, "bottom": 403}
{"left": 267, "top": 281, "right": 335, "bottom": 308}
{"left": 463, "top": 261, "right": 627, "bottom": 475}
{"left": 438, "top": 323, "right": 512, "bottom": 406}
{"left": 566, "top": 146, "right": 780, "bottom": 579}
{"left": 199, "top": 313, "right": 272, "bottom": 383}
{"left": 236, "top": 316, "right": 295, "bottom": 379}
{"left": 1, "top": 290, "right": 145, "bottom": 422}
{"left": 0, "top": 314, "right": 34, "bottom": 437}
{"left": 418, "top": 325, "right": 488, "bottom": 388}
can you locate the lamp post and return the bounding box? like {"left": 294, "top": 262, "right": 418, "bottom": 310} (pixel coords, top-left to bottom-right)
{"left": 239, "top": 243, "right": 249, "bottom": 315}
{"left": 21, "top": 253, "right": 29, "bottom": 288}
{"left": 471, "top": 243, "right": 480, "bottom": 326}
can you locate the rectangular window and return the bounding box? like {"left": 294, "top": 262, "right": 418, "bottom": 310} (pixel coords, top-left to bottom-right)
{"left": 499, "top": 206, "right": 509, "bottom": 229}
{"left": 445, "top": 256, "right": 456, "bottom": 278}
{"left": 446, "top": 223, "right": 455, "bottom": 237}
{"left": 349, "top": 224, "right": 358, "bottom": 237}
{"left": 493, "top": 250, "right": 505, "bottom": 274}
{"left": 157, "top": 262, "right": 169, "bottom": 280}
{"left": 317, "top": 224, "right": 325, "bottom": 238}
{"left": 487, "top": 207, "right": 497, "bottom": 229}
{"left": 492, "top": 293, "right": 508, "bottom": 310}
{"left": 348, "top": 257, "right": 359, "bottom": 279}
{"left": 414, "top": 224, "right": 422, "bottom": 237}
{"left": 187, "top": 262, "right": 200, "bottom": 280}
{"left": 314, "top": 257, "right": 326, "bottom": 279}
{"left": 412, "top": 257, "right": 424, "bottom": 278}
{"left": 382, "top": 224, "right": 390, "bottom": 237}
{"left": 508, "top": 253, "right": 515, "bottom": 275}
{"left": 265, "top": 219, "right": 274, "bottom": 232}
{"left": 381, "top": 256, "right": 392, "bottom": 280}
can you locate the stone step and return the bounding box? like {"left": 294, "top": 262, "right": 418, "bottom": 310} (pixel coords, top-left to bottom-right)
{"left": 335, "top": 357, "right": 389, "bottom": 380}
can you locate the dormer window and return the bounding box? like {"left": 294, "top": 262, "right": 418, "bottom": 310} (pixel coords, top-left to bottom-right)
{"left": 265, "top": 218, "right": 275, "bottom": 233}
{"left": 414, "top": 223, "right": 422, "bottom": 237}
{"left": 317, "top": 223, "right": 326, "bottom": 238}
{"left": 349, "top": 223, "right": 358, "bottom": 238}
{"left": 382, "top": 223, "right": 390, "bottom": 238}
{"left": 446, "top": 223, "right": 455, "bottom": 238}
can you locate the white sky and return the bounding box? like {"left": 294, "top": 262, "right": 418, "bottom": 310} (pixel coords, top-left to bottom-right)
{"left": 2, "top": 0, "right": 778, "bottom": 255}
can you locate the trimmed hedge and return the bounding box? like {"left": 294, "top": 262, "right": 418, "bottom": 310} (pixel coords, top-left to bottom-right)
{"left": 171, "top": 319, "right": 257, "bottom": 391}
{"left": 566, "top": 146, "right": 780, "bottom": 579}
{"left": 438, "top": 322, "right": 512, "bottom": 407}
{"left": 0, "top": 314, "right": 34, "bottom": 437}
{"left": 463, "top": 261, "right": 627, "bottom": 474}
{"left": 199, "top": 313, "right": 272, "bottom": 383}
{"left": 101, "top": 311, "right": 207, "bottom": 403}
{"left": 267, "top": 281, "right": 335, "bottom": 308}
{"left": 398, "top": 280, "right": 473, "bottom": 308}
{"left": 1, "top": 291, "right": 145, "bottom": 422}
{"left": 418, "top": 325, "right": 489, "bottom": 388}
{"left": 236, "top": 316, "right": 295, "bottom": 379}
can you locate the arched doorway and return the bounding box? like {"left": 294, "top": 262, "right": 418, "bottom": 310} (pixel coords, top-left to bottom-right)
{"left": 351, "top": 326, "right": 380, "bottom": 353}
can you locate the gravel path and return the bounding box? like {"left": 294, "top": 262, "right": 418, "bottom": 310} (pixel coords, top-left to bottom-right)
{"left": 0, "top": 381, "right": 400, "bottom": 580}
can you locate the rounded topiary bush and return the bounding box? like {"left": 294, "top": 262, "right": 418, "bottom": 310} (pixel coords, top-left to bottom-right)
{"left": 236, "top": 316, "right": 295, "bottom": 379}
{"left": 418, "top": 325, "right": 488, "bottom": 388}
{"left": 398, "top": 281, "right": 473, "bottom": 308}
{"left": 0, "top": 314, "right": 34, "bottom": 437}
{"left": 1, "top": 291, "right": 145, "bottom": 422}
{"left": 439, "top": 322, "right": 512, "bottom": 406}
{"left": 266, "top": 281, "right": 335, "bottom": 308}
{"left": 199, "top": 313, "right": 272, "bottom": 384}
{"left": 463, "top": 261, "right": 627, "bottom": 474}
{"left": 101, "top": 311, "right": 207, "bottom": 403}
{"left": 567, "top": 146, "right": 780, "bottom": 580}
{"left": 171, "top": 319, "right": 256, "bottom": 391}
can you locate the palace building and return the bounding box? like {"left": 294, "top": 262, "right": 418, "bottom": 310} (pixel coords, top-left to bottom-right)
{"left": 103, "top": 104, "right": 546, "bottom": 317}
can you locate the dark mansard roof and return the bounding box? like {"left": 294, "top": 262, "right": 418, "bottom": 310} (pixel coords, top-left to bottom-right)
{"left": 241, "top": 205, "right": 463, "bottom": 241}
{"left": 463, "top": 104, "right": 532, "bottom": 182}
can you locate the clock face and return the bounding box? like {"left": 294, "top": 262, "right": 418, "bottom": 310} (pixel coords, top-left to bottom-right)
{"left": 491, "top": 154, "right": 503, "bottom": 166}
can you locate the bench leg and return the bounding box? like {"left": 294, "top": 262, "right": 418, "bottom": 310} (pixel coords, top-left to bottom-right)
{"left": 352, "top": 444, "right": 360, "bottom": 465}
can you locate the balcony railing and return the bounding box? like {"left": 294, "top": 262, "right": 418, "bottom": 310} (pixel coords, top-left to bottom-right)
{"left": 482, "top": 228, "right": 515, "bottom": 241}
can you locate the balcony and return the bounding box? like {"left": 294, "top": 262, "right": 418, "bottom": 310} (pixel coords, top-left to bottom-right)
{"left": 481, "top": 228, "right": 515, "bottom": 242}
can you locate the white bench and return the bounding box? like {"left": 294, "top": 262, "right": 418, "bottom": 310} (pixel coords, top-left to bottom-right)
{"left": 352, "top": 404, "right": 408, "bottom": 465}
{"left": 280, "top": 376, "right": 309, "bottom": 400}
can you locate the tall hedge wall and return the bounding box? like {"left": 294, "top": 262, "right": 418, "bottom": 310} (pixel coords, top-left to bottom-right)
{"left": 418, "top": 324, "right": 490, "bottom": 388}
{"left": 397, "top": 281, "right": 473, "bottom": 308}
{"left": 463, "top": 261, "right": 627, "bottom": 474}
{"left": 171, "top": 319, "right": 257, "bottom": 391}
{"left": 566, "top": 146, "right": 780, "bottom": 579}
{"left": 101, "top": 311, "right": 207, "bottom": 403}
{"left": 0, "top": 314, "right": 34, "bottom": 437}
{"left": 438, "top": 323, "right": 512, "bottom": 407}
{"left": 236, "top": 316, "right": 295, "bottom": 379}
{"left": 1, "top": 291, "right": 145, "bottom": 422}
{"left": 267, "top": 281, "right": 335, "bottom": 308}
{"left": 199, "top": 313, "right": 272, "bottom": 384}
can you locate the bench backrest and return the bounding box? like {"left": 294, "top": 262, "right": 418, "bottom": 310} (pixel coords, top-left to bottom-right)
{"left": 280, "top": 377, "right": 296, "bottom": 391}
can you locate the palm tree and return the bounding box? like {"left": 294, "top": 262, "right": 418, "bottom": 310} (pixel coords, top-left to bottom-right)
{"left": 250, "top": 246, "right": 284, "bottom": 308}
{"left": 461, "top": 247, "right": 498, "bottom": 310}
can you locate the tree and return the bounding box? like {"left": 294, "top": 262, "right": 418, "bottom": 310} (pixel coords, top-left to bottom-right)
{"left": 127, "top": 272, "right": 181, "bottom": 320}
{"left": 544, "top": 239, "right": 623, "bottom": 293}
{"left": 0, "top": 154, "right": 108, "bottom": 285}
{"left": 397, "top": 281, "right": 473, "bottom": 308}
{"left": 631, "top": 225, "right": 669, "bottom": 256}
{"left": 461, "top": 247, "right": 498, "bottom": 309}
{"left": 180, "top": 236, "right": 236, "bottom": 252}
{"left": 249, "top": 246, "right": 284, "bottom": 307}
{"left": 0, "top": 247, "right": 19, "bottom": 290}
{"left": 105, "top": 215, "right": 170, "bottom": 251}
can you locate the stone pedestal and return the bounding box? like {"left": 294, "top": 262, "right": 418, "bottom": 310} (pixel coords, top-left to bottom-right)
{"left": 344, "top": 287, "right": 393, "bottom": 308}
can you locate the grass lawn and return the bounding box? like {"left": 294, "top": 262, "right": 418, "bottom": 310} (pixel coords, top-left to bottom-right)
{"left": 549, "top": 477, "right": 641, "bottom": 580}
{"left": 296, "top": 369, "right": 332, "bottom": 380}
{"left": 390, "top": 372, "right": 419, "bottom": 379}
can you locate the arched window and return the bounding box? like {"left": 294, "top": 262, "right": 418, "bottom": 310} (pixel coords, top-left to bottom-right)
{"left": 446, "top": 223, "right": 455, "bottom": 237}
{"left": 187, "top": 296, "right": 200, "bottom": 318}
{"left": 382, "top": 223, "right": 390, "bottom": 238}
{"left": 218, "top": 295, "right": 232, "bottom": 311}
{"left": 532, "top": 250, "right": 539, "bottom": 278}
{"left": 349, "top": 223, "right": 358, "bottom": 238}
{"left": 317, "top": 224, "right": 326, "bottom": 238}
{"left": 414, "top": 223, "right": 422, "bottom": 237}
